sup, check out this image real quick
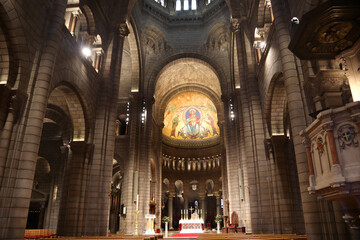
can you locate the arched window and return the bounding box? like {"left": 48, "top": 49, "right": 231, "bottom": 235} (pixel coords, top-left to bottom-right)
{"left": 191, "top": 0, "right": 197, "bottom": 10}
{"left": 183, "top": 0, "right": 189, "bottom": 10}
{"left": 175, "top": 0, "right": 181, "bottom": 11}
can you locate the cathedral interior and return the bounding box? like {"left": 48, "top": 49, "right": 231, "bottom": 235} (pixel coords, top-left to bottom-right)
{"left": 0, "top": 0, "right": 360, "bottom": 239}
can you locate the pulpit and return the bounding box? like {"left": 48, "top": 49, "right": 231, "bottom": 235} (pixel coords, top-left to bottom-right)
{"left": 301, "top": 102, "right": 360, "bottom": 236}
{"left": 145, "top": 214, "right": 156, "bottom": 235}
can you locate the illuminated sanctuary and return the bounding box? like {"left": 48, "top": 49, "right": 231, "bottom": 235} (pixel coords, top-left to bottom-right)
{"left": 0, "top": 0, "right": 360, "bottom": 240}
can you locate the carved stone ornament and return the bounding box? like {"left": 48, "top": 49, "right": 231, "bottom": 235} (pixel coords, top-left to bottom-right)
{"left": 118, "top": 23, "right": 129, "bottom": 37}
{"left": 337, "top": 124, "right": 359, "bottom": 149}
{"left": 230, "top": 18, "right": 241, "bottom": 33}
{"left": 316, "top": 136, "right": 324, "bottom": 155}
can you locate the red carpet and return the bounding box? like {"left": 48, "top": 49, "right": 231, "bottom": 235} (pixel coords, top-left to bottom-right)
{"left": 171, "top": 233, "right": 204, "bottom": 238}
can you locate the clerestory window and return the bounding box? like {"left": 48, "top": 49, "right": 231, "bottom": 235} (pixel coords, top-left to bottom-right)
{"left": 175, "top": 0, "right": 181, "bottom": 11}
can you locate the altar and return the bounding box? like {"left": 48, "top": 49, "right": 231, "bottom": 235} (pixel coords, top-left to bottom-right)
{"left": 179, "top": 219, "right": 204, "bottom": 233}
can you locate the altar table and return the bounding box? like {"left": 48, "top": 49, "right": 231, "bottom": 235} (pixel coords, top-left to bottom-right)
{"left": 179, "top": 219, "right": 204, "bottom": 233}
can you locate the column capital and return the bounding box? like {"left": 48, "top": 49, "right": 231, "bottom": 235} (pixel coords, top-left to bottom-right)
{"left": 70, "top": 141, "right": 93, "bottom": 158}
{"left": 230, "top": 18, "right": 242, "bottom": 33}
{"left": 118, "top": 23, "right": 129, "bottom": 37}
{"left": 322, "top": 121, "right": 335, "bottom": 132}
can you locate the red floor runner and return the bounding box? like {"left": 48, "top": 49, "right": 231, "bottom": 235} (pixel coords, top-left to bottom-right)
{"left": 170, "top": 233, "right": 204, "bottom": 238}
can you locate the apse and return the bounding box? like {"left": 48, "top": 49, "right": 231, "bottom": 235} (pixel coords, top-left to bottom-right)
{"left": 162, "top": 91, "right": 220, "bottom": 147}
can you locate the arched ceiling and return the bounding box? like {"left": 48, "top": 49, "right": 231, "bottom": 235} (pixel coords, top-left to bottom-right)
{"left": 154, "top": 58, "right": 221, "bottom": 102}
{"left": 154, "top": 58, "right": 222, "bottom": 148}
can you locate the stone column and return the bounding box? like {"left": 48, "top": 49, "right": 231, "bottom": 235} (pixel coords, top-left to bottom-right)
{"left": 168, "top": 195, "right": 174, "bottom": 230}
{"left": 216, "top": 194, "right": 221, "bottom": 216}
{"left": 270, "top": 135, "right": 295, "bottom": 234}
{"left": 120, "top": 93, "right": 140, "bottom": 234}
{"left": 58, "top": 141, "right": 91, "bottom": 236}
{"left": 220, "top": 95, "right": 241, "bottom": 218}
{"left": 137, "top": 97, "right": 155, "bottom": 234}
{"left": 270, "top": 0, "right": 324, "bottom": 238}
{"left": 231, "top": 19, "right": 269, "bottom": 233}
{"left": 184, "top": 198, "right": 189, "bottom": 219}
{"left": 83, "top": 23, "right": 129, "bottom": 236}
{"left": 0, "top": 1, "right": 68, "bottom": 239}
{"left": 200, "top": 195, "right": 206, "bottom": 221}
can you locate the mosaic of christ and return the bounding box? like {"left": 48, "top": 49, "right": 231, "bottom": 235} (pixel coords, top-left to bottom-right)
{"left": 162, "top": 92, "right": 220, "bottom": 140}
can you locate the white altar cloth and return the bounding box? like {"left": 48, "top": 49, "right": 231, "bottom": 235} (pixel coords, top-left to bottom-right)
{"left": 179, "top": 219, "right": 204, "bottom": 233}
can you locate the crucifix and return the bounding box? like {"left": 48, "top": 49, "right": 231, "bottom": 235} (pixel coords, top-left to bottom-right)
{"left": 189, "top": 206, "right": 194, "bottom": 213}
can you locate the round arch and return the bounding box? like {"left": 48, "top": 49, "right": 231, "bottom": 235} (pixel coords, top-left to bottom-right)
{"left": 48, "top": 83, "right": 88, "bottom": 142}
{"left": 265, "top": 72, "right": 286, "bottom": 136}
{"left": 0, "top": 2, "right": 29, "bottom": 89}
{"left": 147, "top": 54, "right": 229, "bottom": 98}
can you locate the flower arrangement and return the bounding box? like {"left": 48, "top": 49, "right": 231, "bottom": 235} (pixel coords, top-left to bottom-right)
{"left": 215, "top": 214, "right": 222, "bottom": 223}
{"left": 162, "top": 216, "right": 170, "bottom": 223}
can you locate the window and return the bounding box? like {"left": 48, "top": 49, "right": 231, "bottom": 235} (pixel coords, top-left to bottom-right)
{"left": 183, "top": 0, "right": 189, "bottom": 10}
{"left": 160, "top": 0, "right": 165, "bottom": 6}
{"left": 191, "top": 0, "right": 197, "bottom": 10}
{"left": 175, "top": 0, "right": 181, "bottom": 11}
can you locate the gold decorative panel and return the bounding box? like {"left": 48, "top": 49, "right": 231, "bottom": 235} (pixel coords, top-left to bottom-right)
{"left": 162, "top": 92, "right": 220, "bottom": 146}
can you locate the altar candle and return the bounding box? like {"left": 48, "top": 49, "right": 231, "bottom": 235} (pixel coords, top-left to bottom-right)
{"left": 136, "top": 194, "right": 139, "bottom": 211}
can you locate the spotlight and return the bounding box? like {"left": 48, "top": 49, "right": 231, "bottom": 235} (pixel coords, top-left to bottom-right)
{"left": 82, "top": 46, "right": 92, "bottom": 57}
{"left": 291, "top": 17, "right": 299, "bottom": 24}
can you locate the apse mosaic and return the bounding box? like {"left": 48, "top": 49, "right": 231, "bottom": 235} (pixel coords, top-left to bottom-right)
{"left": 162, "top": 92, "right": 220, "bottom": 143}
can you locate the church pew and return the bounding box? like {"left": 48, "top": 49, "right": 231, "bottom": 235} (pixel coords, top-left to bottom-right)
{"left": 197, "top": 233, "right": 307, "bottom": 240}
{"left": 53, "top": 234, "right": 163, "bottom": 240}
{"left": 24, "top": 229, "right": 57, "bottom": 239}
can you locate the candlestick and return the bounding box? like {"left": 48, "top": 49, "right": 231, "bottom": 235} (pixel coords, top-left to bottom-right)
{"left": 136, "top": 194, "right": 139, "bottom": 211}
{"left": 134, "top": 210, "right": 139, "bottom": 235}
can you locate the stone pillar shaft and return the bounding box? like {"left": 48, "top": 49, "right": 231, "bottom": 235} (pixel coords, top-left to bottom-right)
{"left": 83, "top": 23, "right": 129, "bottom": 236}
{"left": 58, "top": 141, "right": 90, "bottom": 236}
{"left": 168, "top": 197, "right": 174, "bottom": 229}
{"left": 271, "top": 0, "right": 324, "bottom": 238}
{"left": 0, "top": 1, "right": 68, "bottom": 239}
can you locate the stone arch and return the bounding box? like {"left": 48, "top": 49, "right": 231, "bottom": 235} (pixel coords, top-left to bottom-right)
{"left": 45, "top": 104, "right": 73, "bottom": 144}
{"left": 147, "top": 54, "right": 228, "bottom": 98}
{"left": 175, "top": 180, "right": 184, "bottom": 197}
{"left": 205, "top": 22, "right": 230, "bottom": 52}
{"left": 153, "top": 57, "right": 224, "bottom": 126}
{"left": 141, "top": 25, "right": 168, "bottom": 55}
{"left": 0, "top": 2, "right": 29, "bottom": 89}
{"left": 80, "top": 5, "right": 96, "bottom": 35}
{"left": 205, "top": 179, "right": 214, "bottom": 195}
{"left": 265, "top": 72, "right": 286, "bottom": 136}
{"left": 48, "top": 83, "right": 87, "bottom": 142}
{"left": 188, "top": 180, "right": 200, "bottom": 202}
{"left": 256, "top": 0, "right": 273, "bottom": 28}
{"left": 163, "top": 178, "right": 170, "bottom": 193}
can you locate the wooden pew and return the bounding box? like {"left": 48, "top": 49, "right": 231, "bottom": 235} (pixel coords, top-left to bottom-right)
{"left": 53, "top": 234, "right": 163, "bottom": 240}
{"left": 197, "top": 233, "right": 307, "bottom": 240}
{"left": 24, "top": 229, "right": 57, "bottom": 239}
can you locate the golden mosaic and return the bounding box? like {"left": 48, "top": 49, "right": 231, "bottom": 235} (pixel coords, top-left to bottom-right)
{"left": 162, "top": 92, "right": 220, "bottom": 144}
